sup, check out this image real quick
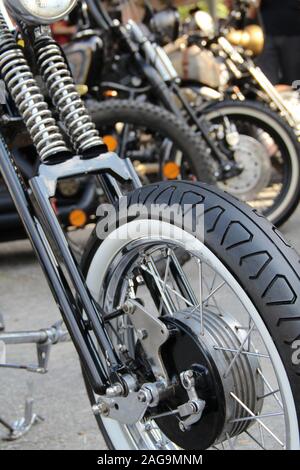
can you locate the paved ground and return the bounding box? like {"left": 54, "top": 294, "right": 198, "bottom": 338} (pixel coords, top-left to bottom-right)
{"left": 0, "top": 206, "right": 300, "bottom": 450}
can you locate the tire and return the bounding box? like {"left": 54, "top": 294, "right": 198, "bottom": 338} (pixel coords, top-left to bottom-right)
{"left": 202, "top": 100, "right": 300, "bottom": 227}
{"left": 87, "top": 99, "right": 215, "bottom": 184}
{"left": 82, "top": 181, "right": 300, "bottom": 450}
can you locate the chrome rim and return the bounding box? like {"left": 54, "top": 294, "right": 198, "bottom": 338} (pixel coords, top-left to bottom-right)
{"left": 86, "top": 220, "right": 299, "bottom": 450}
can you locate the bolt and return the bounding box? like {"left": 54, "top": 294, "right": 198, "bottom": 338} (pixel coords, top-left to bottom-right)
{"left": 137, "top": 329, "right": 148, "bottom": 340}
{"left": 179, "top": 421, "right": 191, "bottom": 433}
{"left": 106, "top": 384, "right": 124, "bottom": 398}
{"left": 179, "top": 421, "right": 186, "bottom": 432}
{"left": 118, "top": 344, "right": 128, "bottom": 354}
{"left": 136, "top": 275, "right": 144, "bottom": 285}
{"left": 122, "top": 301, "right": 135, "bottom": 315}
{"left": 92, "top": 405, "right": 100, "bottom": 415}
{"left": 137, "top": 390, "right": 148, "bottom": 403}
{"left": 92, "top": 402, "right": 109, "bottom": 416}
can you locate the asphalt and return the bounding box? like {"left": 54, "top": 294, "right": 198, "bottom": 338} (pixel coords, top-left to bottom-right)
{"left": 0, "top": 205, "right": 300, "bottom": 450}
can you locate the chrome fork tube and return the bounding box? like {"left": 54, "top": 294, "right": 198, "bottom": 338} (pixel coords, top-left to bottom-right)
{"left": 248, "top": 65, "right": 297, "bottom": 127}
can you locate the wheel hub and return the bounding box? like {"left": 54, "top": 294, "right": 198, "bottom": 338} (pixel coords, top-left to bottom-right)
{"left": 152, "top": 308, "right": 263, "bottom": 449}
{"left": 218, "top": 134, "right": 271, "bottom": 201}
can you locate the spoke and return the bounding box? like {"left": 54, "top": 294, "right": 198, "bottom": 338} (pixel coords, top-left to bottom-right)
{"left": 245, "top": 430, "right": 266, "bottom": 450}
{"left": 214, "top": 346, "right": 270, "bottom": 359}
{"left": 203, "top": 281, "right": 226, "bottom": 305}
{"left": 259, "top": 423, "right": 265, "bottom": 449}
{"left": 145, "top": 257, "right": 177, "bottom": 315}
{"left": 141, "top": 264, "right": 193, "bottom": 307}
{"left": 169, "top": 250, "right": 198, "bottom": 306}
{"left": 203, "top": 276, "right": 223, "bottom": 315}
{"left": 209, "top": 270, "right": 217, "bottom": 294}
{"left": 158, "top": 250, "right": 172, "bottom": 316}
{"left": 223, "top": 324, "right": 255, "bottom": 377}
{"left": 230, "top": 392, "right": 284, "bottom": 447}
{"left": 236, "top": 325, "right": 258, "bottom": 331}
{"left": 247, "top": 318, "right": 252, "bottom": 352}
{"left": 226, "top": 432, "right": 235, "bottom": 450}
{"left": 198, "top": 260, "right": 204, "bottom": 335}
{"left": 258, "top": 389, "right": 280, "bottom": 400}
{"left": 257, "top": 368, "right": 283, "bottom": 409}
{"left": 230, "top": 411, "right": 284, "bottom": 423}
{"left": 170, "top": 275, "right": 181, "bottom": 311}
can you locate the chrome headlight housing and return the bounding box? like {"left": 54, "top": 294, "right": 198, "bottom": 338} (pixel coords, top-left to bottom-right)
{"left": 4, "top": 0, "right": 77, "bottom": 25}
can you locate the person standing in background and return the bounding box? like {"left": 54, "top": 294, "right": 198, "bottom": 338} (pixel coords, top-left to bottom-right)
{"left": 248, "top": 0, "right": 300, "bottom": 85}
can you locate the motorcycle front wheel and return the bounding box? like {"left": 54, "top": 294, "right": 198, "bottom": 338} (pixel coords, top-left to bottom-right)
{"left": 82, "top": 181, "right": 300, "bottom": 450}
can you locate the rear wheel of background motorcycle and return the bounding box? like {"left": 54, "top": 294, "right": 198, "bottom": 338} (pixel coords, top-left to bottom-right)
{"left": 81, "top": 181, "right": 300, "bottom": 450}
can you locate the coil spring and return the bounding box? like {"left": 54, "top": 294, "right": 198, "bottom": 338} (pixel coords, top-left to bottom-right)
{"left": 35, "top": 36, "right": 104, "bottom": 156}
{"left": 0, "top": 15, "right": 70, "bottom": 163}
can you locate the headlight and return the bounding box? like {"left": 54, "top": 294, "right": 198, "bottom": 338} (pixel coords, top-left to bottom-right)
{"left": 4, "top": 0, "right": 77, "bottom": 25}
{"left": 194, "top": 11, "right": 215, "bottom": 38}
{"left": 150, "top": 8, "right": 180, "bottom": 46}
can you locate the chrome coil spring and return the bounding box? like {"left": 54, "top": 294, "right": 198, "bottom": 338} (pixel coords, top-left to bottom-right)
{"left": 0, "top": 15, "right": 70, "bottom": 162}
{"left": 35, "top": 36, "right": 104, "bottom": 156}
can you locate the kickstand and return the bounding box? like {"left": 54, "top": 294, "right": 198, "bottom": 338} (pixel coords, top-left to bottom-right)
{"left": 1, "top": 381, "right": 44, "bottom": 441}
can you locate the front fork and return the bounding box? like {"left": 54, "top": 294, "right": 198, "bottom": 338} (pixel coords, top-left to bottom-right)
{"left": 0, "top": 135, "right": 135, "bottom": 395}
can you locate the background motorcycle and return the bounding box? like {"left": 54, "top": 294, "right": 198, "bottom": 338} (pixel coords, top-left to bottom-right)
{"left": 186, "top": 2, "right": 300, "bottom": 135}
{"left": 63, "top": 0, "right": 300, "bottom": 227}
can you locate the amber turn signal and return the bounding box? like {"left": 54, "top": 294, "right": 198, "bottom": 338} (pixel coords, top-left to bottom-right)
{"left": 69, "top": 209, "right": 87, "bottom": 228}
{"left": 163, "top": 162, "right": 180, "bottom": 180}
{"left": 103, "top": 135, "right": 118, "bottom": 152}
{"left": 103, "top": 90, "right": 118, "bottom": 98}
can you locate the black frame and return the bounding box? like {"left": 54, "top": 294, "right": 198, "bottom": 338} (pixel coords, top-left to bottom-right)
{"left": 0, "top": 135, "right": 136, "bottom": 394}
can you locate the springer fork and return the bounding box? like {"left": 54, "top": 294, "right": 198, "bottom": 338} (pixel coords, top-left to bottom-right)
{"left": 0, "top": 18, "right": 137, "bottom": 398}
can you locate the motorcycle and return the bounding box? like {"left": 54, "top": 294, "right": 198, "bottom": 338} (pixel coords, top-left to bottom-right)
{"left": 64, "top": 0, "right": 300, "bottom": 227}
{"left": 174, "top": 1, "right": 300, "bottom": 226}
{"left": 185, "top": 1, "right": 300, "bottom": 134}
{"left": 0, "top": 0, "right": 300, "bottom": 451}
{"left": 0, "top": 4, "right": 211, "bottom": 243}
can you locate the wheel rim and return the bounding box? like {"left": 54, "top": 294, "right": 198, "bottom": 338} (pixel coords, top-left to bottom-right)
{"left": 86, "top": 220, "right": 299, "bottom": 450}
{"left": 204, "top": 106, "right": 299, "bottom": 223}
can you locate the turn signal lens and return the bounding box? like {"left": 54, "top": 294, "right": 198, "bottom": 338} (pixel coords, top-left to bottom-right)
{"left": 103, "top": 135, "right": 118, "bottom": 152}
{"left": 69, "top": 209, "right": 87, "bottom": 228}
{"left": 163, "top": 162, "right": 180, "bottom": 180}
{"left": 103, "top": 90, "right": 118, "bottom": 98}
